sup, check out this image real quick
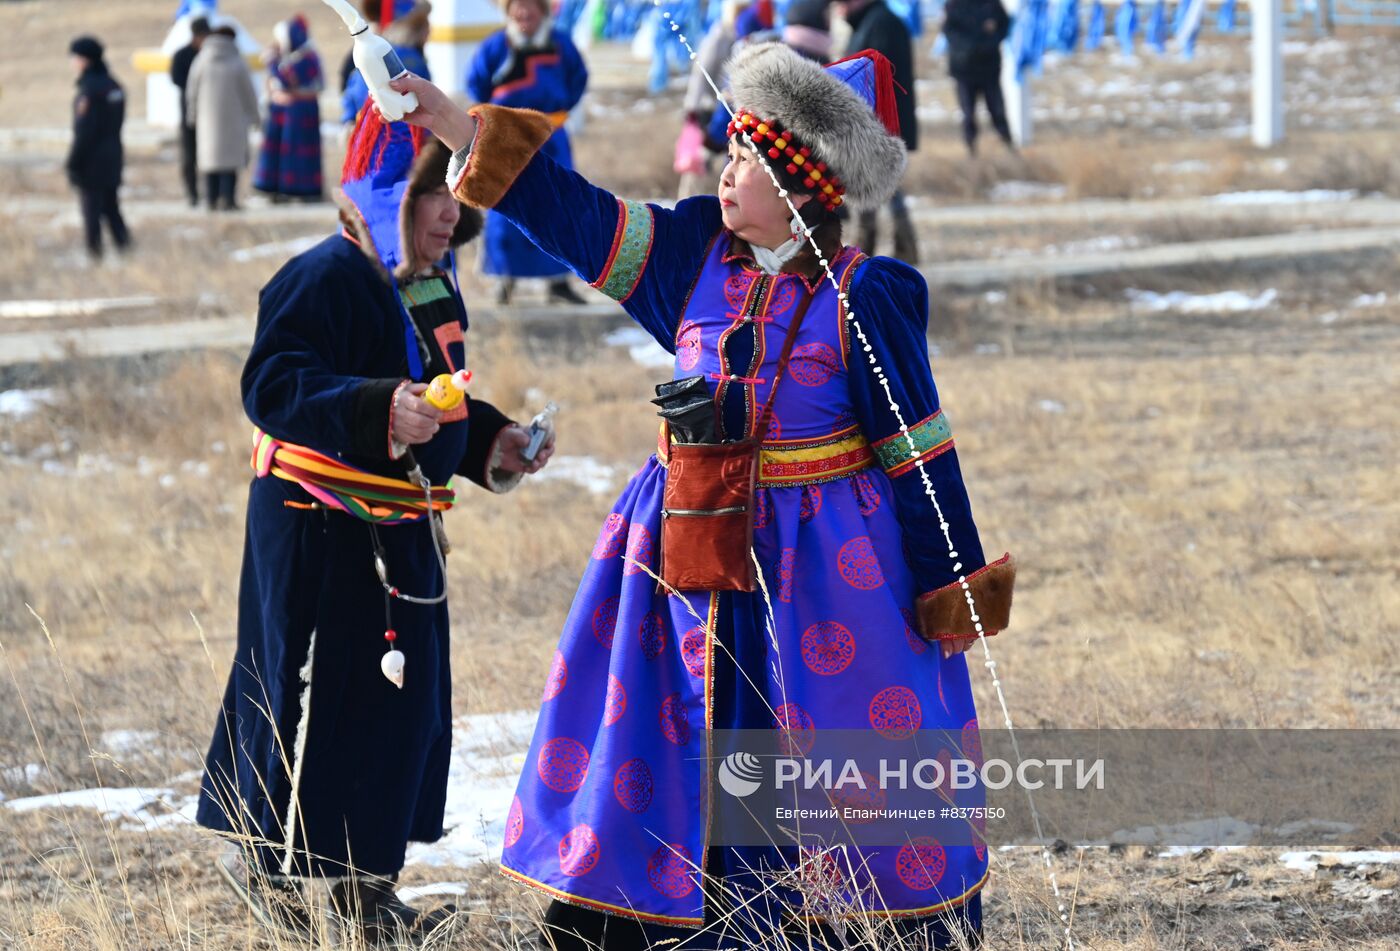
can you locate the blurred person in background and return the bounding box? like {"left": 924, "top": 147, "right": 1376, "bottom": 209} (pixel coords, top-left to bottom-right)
{"left": 66, "top": 36, "right": 131, "bottom": 261}
{"left": 783, "top": 0, "right": 835, "bottom": 61}
{"left": 467, "top": 0, "right": 590, "bottom": 305}
{"left": 170, "top": 17, "right": 212, "bottom": 207}
{"left": 185, "top": 25, "right": 260, "bottom": 211}
{"left": 837, "top": 0, "right": 920, "bottom": 263}
{"left": 941, "top": 0, "right": 1012, "bottom": 156}
{"left": 676, "top": 0, "right": 775, "bottom": 199}
{"left": 254, "top": 14, "right": 326, "bottom": 203}
{"left": 343, "top": 0, "right": 432, "bottom": 129}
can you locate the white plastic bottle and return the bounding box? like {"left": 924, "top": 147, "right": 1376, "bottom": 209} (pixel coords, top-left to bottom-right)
{"left": 321, "top": 0, "right": 420, "bottom": 122}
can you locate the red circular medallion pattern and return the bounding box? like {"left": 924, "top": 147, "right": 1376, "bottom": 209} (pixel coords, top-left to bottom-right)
{"left": 753, "top": 489, "right": 772, "bottom": 530}
{"left": 624, "top": 523, "right": 653, "bottom": 576}
{"left": 592, "top": 513, "right": 627, "bottom": 560}
{"left": 773, "top": 701, "right": 815, "bottom": 756}
{"left": 852, "top": 471, "right": 882, "bottom": 516}
{"left": 558, "top": 824, "right": 600, "bottom": 876}
{"left": 538, "top": 737, "right": 590, "bottom": 793}
{"left": 777, "top": 547, "right": 795, "bottom": 603}
{"left": 901, "top": 607, "right": 928, "bottom": 655}
{"left": 676, "top": 322, "right": 703, "bottom": 371}
{"left": 639, "top": 611, "right": 666, "bottom": 660}
{"left": 542, "top": 650, "right": 567, "bottom": 701}
{"left": 504, "top": 796, "right": 524, "bottom": 847}
{"left": 837, "top": 536, "right": 885, "bottom": 590}
{"left": 592, "top": 596, "right": 619, "bottom": 649}
{"left": 831, "top": 771, "right": 886, "bottom": 823}
{"left": 604, "top": 674, "right": 627, "bottom": 725}
{"left": 801, "top": 621, "right": 856, "bottom": 675}
{"left": 648, "top": 843, "right": 696, "bottom": 898}
{"left": 895, "top": 837, "right": 947, "bottom": 891}
{"left": 659, "top": 693, "right": 691, "bottom": 746}
{"left": 613, "top": 758, "right": 654, "bottom": 813}
{"left": 789, "top": 342, "right": 840, "bottom": 387}
{"left": 869, "top": 686, "right": 922, "bottom": 740}
{"left": 799, "top": 485, "right": 823, "bottom": 523}
{"left": 681, "top": 626, "right": 707, "bottom": 677}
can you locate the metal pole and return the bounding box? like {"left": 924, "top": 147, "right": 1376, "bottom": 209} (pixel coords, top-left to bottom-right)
{"left": 1251, "top": 0, "right": 1284, "bottom": 147}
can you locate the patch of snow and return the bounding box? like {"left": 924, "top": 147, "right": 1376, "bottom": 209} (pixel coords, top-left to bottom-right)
{"left": 396, "top": 882, "right": 470, "bottom": 903}
{"left": 973, "top": 343, "right": 1002, "bottom": 355}
{"left": 982, "top": 291, "right": 1007, "bottom": 305}
{"left": 0, "top": 296, "right": 160, "bottom": 320}
{"left": 1036, "top": 399, "right": 1065, "bottom": 414}
{"left": 1208, "top": 189, "right": 1358, "bottom": 206}
{"left": 1, "top": 763, "right": 47, "bottom": 788}
{"left": 1351, "top": 292, "right": 1387, "bottom": 308}
{"left": 1317, "top": 311, "right": 1340, "bottom": 325}
{"left": 406, "top": 710, "right": 538, "bottom": 870}
{"left": 4, "top": 785, "right": 197, "bottom": 832}
{"left": 0, "top": 389, "right": 56, "bottom": 418}
{"left": 1281, "top": 850, "right": 1400, "bottom": 873}
{"left": 604, "top": 326, "right": 674, "bottom": 369}
{"left": 533, "top": 456, "right": 623, "bottom": 495}
{"left": 1126, "top": 288, "right": 1278, "bottom": 314}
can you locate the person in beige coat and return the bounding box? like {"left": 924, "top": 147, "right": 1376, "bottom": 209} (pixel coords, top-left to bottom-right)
{"left": 185, "top": 26, "right": 260, "bottom": 211}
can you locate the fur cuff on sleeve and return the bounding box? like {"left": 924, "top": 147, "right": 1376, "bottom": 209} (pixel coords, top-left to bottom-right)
{"left": 485, "top": 428, "right": 524, "bottom": 494}
{"left": 915, "top": 553, "right": 1016, "bottom": 641}
{"left": 450, "top": 105, "right": 555, "bottom": 210}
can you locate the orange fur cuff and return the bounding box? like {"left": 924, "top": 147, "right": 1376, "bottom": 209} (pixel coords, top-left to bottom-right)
{"left": 915, "top": 553, "right": 1016, "bottom": 641}
{"left": 450, "top": 105, "right": 555, "bottom": 209}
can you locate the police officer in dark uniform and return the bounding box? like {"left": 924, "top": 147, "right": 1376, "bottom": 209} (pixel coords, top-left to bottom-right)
{"left": 66, "top": 36, "right": 131, "bottom": 260}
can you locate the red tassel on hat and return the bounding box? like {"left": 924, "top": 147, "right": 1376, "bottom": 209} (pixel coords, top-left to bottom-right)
{"left": 342, "top": 103, "right": 388, "bottom": 183}
{"left": 826, "top": 49, "right": 903, "bottom": 140}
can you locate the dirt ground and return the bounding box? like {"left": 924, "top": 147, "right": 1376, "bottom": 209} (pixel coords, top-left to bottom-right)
{"left": 1, "top": 1, "right": 1398, "bottom": 948}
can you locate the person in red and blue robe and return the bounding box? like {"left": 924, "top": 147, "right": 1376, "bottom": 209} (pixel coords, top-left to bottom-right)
{"left": 254, "top": 15, "right": 324, "bottom": 201}
{"left": 466, "top": 0, "right": 590, "bottom": 305}
{"left": 396, "top": 41, "right": 1016, "bottom": 950}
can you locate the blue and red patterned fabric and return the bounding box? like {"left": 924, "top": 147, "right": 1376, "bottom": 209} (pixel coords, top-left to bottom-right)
{"left": 466, "top": 29, "right": 588, "bottom": 278}
{"left": 254, "top": 16, "right": 324, "bottom": 198}
{"left": 453, "top": 127, "right": 998, "bottom": 932}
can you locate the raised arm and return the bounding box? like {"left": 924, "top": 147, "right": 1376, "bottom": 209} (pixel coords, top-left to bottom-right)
{"left": 845, "top": 258, "right": 1016, "bottom": 650}
{"left": 390, "top": 74, "right": 723, "bottom": 348}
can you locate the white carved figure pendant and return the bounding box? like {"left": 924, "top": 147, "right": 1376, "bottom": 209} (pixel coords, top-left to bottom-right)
{"left": 381, "top": 649, "right": 406, "bottom": 689}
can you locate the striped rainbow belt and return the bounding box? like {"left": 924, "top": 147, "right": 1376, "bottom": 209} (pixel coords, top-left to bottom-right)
{"left": 251, "top": 428, "right": 454, "bottom": 524}
{"left": 656, "top": 422, "right": 874, "bottom": 488}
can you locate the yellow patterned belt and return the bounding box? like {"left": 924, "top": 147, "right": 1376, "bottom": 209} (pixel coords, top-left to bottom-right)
{"left": 656, "top": 422, "right": 874, "bottom": 487}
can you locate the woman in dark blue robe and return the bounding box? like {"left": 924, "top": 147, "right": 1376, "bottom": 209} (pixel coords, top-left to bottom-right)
{"left": 197, "top": 116, "right": 552, "bottom": 942}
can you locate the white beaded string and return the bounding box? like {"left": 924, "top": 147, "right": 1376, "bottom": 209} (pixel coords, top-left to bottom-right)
{"left": 652, "top": 4, "right": 1076, "bottom": 945}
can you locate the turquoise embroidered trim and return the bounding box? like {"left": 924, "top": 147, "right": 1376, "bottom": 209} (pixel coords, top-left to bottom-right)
{"left": 872, "top": 410, "right": 954, "bottom": 475}
{"left": 399, "top": 276, "right": 453, "bottom": 308}
{"left": 593, "top": 199, "right": 654, "bottom": 302}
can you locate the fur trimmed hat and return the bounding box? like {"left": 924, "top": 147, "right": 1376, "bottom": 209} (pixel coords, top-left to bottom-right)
{"left": 727, "top": 43, "right": 907, "bottom": 209}
{"left": 339, "top": 109, "right": 482, "bottom": 280}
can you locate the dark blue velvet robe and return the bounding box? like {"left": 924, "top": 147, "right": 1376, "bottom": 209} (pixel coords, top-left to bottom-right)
{"left": 196, "top": 234, "right": 511, "bottom": 878}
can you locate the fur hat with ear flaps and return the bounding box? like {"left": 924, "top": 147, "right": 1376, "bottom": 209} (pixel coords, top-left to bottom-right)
{"left": 727, "top": 43, "right": 907, "bottom": 210}
{"left": 338, "top": 106, "right": 482, "bottom": 281}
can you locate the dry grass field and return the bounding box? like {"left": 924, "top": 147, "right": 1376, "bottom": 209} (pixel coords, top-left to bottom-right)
{"left": 1, "top": 0, "right": 1398, "bottom": 948}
